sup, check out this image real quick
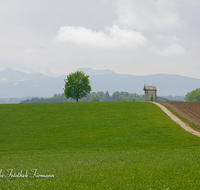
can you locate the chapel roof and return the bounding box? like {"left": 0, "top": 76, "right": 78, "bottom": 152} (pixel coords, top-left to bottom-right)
{"left": 143, "top": 86, "right": 157, "bottom": 91}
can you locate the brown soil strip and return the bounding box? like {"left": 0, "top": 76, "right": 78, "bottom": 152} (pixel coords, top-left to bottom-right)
{"left": 161, "top": 102, "right": 200, "bottom": 127}
{"left": 152, "top": 102, "right": 200, "bottom": 137}
{"left": 162, "top": 102, "right": 200, "bottom": 126}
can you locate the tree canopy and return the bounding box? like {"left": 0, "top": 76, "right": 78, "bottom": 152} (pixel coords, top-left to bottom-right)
{"left": 64, "top": 71, "right": 92, "bottom": 102}
{"left": 89, "top": 96, "right": 100, "bottom": 102}
{"left": 185, "top": 88, "right": 200, "bottom": 102}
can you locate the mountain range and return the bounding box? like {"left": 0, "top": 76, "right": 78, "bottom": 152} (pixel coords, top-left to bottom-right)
{"left": 0, "top": 68, "right": 199, "bottom": 99}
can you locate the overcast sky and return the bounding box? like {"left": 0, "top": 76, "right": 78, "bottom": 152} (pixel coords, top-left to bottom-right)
{"left": 0, "top": 0, "right": 200, "bottom": 78}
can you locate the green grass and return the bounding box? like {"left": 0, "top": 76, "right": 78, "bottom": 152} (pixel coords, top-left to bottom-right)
{"left": 0, "top": 102, "right": 200, "bottom": 189}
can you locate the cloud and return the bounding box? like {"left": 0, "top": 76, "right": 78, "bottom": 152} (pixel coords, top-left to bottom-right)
{"left": 156, "top": 43, "right": 185, "bottom": 56}
{"left": 24, "top": 48, "right": 34, "bottom": 54}
{"left": 153, "top": 34, "right": 179, "bottom": 43}
{"left": 0, "top": 77, "right": 7, "bottom": 84}
{"left": 116, "top": 0, "right": 181, "bottom": 30}
{"left": 55, "top": 25, "right": 147, "bottom": 48}
{"left": 177, "top": 0, "right": 200, "bottom": 5}
{"left": 14, "top": 82, "right": 19, "bottom": 85}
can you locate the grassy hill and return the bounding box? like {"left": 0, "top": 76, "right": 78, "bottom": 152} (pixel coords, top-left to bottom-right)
{"left": 0, "top": 102, "right": 200, "bottom": 189}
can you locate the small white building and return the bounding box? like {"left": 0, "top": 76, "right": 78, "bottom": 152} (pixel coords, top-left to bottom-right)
{"left": 143, "top": 85, "right": 157, "bottom": 102}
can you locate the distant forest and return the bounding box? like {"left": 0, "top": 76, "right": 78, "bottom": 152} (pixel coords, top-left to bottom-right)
{"left": 20, "top": 91, "right": 172, "bottom": 103}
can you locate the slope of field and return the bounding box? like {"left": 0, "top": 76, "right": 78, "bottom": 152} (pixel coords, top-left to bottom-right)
{"left": 0, "top": 102, "right": 199, "bottom": 151}
{"left": 162, "top": 102, "right": 200, "bottom": 127}
{"left": 1, "top": 102, "right": 200, "bottom": 189}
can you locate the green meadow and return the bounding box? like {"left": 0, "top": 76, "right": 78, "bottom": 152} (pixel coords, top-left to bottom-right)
{"left": 1, "top": 102, "right": 200, "bottom": 189}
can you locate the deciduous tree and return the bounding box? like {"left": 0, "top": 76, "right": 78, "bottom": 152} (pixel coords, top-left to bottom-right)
{"left": 185, "top": 88, "right": 200, "bottom": 102}
{"left": 64, "top": 71, "right": 92, "bottom": 102}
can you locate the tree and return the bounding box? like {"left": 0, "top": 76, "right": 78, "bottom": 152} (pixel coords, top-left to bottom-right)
{"left": 185, "top": 88, "right": 200, "bottom": 102}
{"left": 103, "top": 91, "right": 110, "bottom": 102}
{"left": 112, "top": 91, "right": 121, "bottom": 101}
{"left": 89, "top": 96, "right": 100, "bottom": 102}
{"left": 64, "top": 71, "right": 92, "bottom": 102}
{"left": 96, "top": 91, "right": 104, "bottom": 100}
{"left": 120, "top": 91, "right": 129, "bottom": 97}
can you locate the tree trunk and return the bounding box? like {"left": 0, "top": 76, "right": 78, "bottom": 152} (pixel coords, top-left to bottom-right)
{"left": 76, "top": 98, "right": 78, "bottom": 102}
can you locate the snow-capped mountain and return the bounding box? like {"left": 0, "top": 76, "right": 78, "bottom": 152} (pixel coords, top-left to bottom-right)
{"left": 0, "top": 68, "right": 48, "bottom": 84}
{"left": 74, "top": 68, "right": 116, "bottom": 75}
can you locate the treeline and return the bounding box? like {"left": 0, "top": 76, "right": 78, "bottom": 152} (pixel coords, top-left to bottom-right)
{"left": 20, "top": 91, "right": 144, "bottom": 103}
{"left": 20, "top": 91, "right": 169, "bottom": 103}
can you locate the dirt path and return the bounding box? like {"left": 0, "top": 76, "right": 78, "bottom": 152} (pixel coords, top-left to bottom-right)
{"left": 152, "top": 102, "right": 200, "bottom": 137}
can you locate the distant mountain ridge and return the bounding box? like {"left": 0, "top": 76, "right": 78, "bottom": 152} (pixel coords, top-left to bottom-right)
{"left": 74, "top": 68, "right": 116, "bottom": 75}
{"left": 0, "top": 68, "right": 48, "bottom": 84}
{"left": 0, "top": 68, "right": 199, "bottom": 98}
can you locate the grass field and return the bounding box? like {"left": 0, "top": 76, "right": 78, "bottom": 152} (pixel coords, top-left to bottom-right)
{"left": 1, "top": 102, "right": 200, "bottom": 189}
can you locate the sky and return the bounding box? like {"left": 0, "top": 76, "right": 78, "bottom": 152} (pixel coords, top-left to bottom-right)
{"left": 0, "top": 0, "right": 200, "bottom": 78}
